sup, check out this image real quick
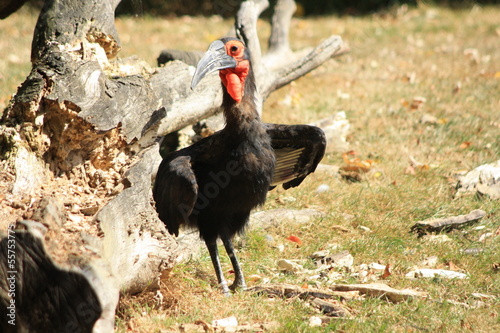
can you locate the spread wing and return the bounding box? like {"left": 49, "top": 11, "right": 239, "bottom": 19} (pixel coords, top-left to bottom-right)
{"left": 153, "top": 154, "right": 198, "bottom": 236}
{"left": 266, "top": 124, "right": 326, "bottom": 190}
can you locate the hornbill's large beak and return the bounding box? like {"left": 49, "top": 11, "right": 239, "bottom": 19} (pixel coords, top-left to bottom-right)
{"left": 191, "top": 40, "right": 237, "bottom": 90}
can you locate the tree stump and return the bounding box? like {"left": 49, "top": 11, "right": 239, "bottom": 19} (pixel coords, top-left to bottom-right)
{"left": 0, "top": 0, "right": 344, "bottom": 331}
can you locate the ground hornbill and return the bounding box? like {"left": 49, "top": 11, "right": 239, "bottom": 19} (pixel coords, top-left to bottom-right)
{"left": 153, "top": 37, "right": 326, "bottom": 295}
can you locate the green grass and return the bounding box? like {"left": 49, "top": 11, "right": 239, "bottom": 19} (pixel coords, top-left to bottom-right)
{"left": 2, "top": 3, "right": 500, "bottom": 333}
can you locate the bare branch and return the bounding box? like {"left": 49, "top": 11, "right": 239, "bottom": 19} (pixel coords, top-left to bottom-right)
{"left": 235, "top": 0, "right": 269, "bottom": 76}
{"left": 268, "top": 0, "right": 296, "bottom": 55}
{"left": 410, "top": 209, "right": 487, "bottom": 236}
{"left": 262, "top": 35, "right": 343, "bottom": 99}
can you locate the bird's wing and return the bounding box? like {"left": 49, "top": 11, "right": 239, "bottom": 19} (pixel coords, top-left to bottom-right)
{"left": 266, "top": 124, "right": 326, "bottom": 190}
{"left": 153, "top": 154, "right": 198, "bottom": 237}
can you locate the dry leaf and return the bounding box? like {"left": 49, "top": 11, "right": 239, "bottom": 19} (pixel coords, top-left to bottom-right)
{"left": 380, "top": 264, "right": 392, "bottom": 279}
{"left": 418, "top": 164, "right": 430, "bottom": 171}
{"left": 408, "top": 155, "right": 430, "bottom": 171}
{"left": 459, "top": 141, "right": 472, "bottom": 149}
{"left": 286, "top": 235, "right": 302, "bottom": 246}
{"left": 411, "top": 96, "right": 426, "bottom": 110}
{"left": 446, "top": 261, "right": 463, "bottom": 272}
{"left": 340, "top": 151, "right": 374, "bottom": 173}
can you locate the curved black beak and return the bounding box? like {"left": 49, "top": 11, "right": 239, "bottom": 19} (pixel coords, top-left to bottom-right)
{"left": 191, "top": 40, "right": 237, "bottom": 89}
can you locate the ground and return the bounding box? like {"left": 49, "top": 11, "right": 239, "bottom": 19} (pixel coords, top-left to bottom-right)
{"left": 0, "top": 3, "right": 499, "bottom": 332}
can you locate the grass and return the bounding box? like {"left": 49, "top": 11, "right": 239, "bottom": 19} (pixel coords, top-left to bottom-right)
{"left": 2, "top": 3, "right": 500, "bottom": 332}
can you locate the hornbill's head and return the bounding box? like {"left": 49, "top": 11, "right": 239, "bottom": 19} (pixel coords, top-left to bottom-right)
{"left": 191, "top": 38, "right": 250, "bottom": 103}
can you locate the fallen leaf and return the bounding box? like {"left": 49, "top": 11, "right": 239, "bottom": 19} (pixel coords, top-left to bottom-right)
{"left": 446, "top": 261, "right": 463, "bottom": 272}
{"left": 380, "top": 264, "right": 392, "bottom": 279}
{"left": 459, "top": 141, "right": 472, "bottom": 149}
{"left": 408, "top": 155, "right": 430, "bottom": 171}
{"left": 286, "top": 235, "right": 302, "bottom": 245}
{"left": 417, "top": 164, "right": 430, "bottom": 171}
{"left": 340, "top": 151, "right": 374, "bottom": 173}
{"left": 410, "top": 96, "right": 426, "bottom": 110}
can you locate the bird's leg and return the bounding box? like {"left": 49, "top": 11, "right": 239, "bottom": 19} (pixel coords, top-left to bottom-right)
{"left": 205, "top": 239, "right": 231, "bottom": 296}
{"left": 220, "top": 233, "right": 247, "bottom": 291}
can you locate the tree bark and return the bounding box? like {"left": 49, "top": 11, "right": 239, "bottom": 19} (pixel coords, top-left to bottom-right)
{"left": 0, "top": 0, "right": 344, "bottom": 331}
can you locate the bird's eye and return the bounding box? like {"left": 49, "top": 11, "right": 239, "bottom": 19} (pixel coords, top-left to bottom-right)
{"left": 230, "top": 45, "right": 239, "bottom": 53}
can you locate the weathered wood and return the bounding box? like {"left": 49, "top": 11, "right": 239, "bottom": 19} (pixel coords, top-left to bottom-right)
{"left": 268, "top": 0, "right": 296, "bottom": 55}
{"left": 0, "top": 1, "right": 179, "bottom": 331}
{"left": 330, "top": 283, "right": 428, "bottom": 303}
{"left": 248, "top": 283, "right": 353, "bottom": 318}
{"left": 410, "top": 209, "right": 487, "bottom": 236}
{"left": 263, "top": 35, "right": 343, "bottom": 99}
{"left": 248, "top": 283, "right": 360, "bottom": 301}
{"left": 95, "top": 144, "right": 179, "bottom": 295}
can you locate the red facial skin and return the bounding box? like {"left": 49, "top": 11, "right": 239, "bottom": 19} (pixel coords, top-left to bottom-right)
{"left": 219, "top": 40, "right": 249, "bottom": 103}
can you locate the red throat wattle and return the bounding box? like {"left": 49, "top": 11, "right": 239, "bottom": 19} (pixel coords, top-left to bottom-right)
{"left": 219, "top": 61, "right": 249, "bottom": 103}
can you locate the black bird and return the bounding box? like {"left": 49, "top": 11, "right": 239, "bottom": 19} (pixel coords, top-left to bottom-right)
{"left": 153, "top": 37, "right": 326, "bottom": 294}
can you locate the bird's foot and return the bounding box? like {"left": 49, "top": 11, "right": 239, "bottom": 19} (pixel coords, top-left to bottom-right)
{"left": 220, "top": 281, "right": 232, "bottom": 297}
{"left": 229, "top": 279, "right": 247, "bottom": 292}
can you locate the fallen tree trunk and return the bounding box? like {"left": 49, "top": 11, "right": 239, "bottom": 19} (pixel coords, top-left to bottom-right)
{"left": 0, "top": 0, "right": 344, "bottom": 331}
{"left": 410, "top": 209, "right": 487, "bottom": 236}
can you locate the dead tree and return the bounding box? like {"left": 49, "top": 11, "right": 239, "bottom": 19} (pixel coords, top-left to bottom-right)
{"left": 0, "top": 0, "right": 343, "bottom": 331}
